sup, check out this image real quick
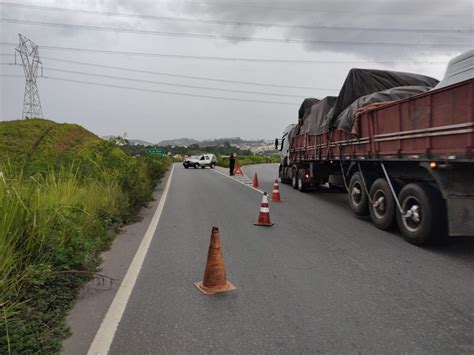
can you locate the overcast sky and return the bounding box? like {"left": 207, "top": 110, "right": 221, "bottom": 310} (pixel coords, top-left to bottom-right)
{"left": 0, "top": 0, "right": 472, "bottom": 143}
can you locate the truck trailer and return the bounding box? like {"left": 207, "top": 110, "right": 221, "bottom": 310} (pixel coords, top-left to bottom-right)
{"left": 277, "top": 51, "right": 474, "bottom": 245}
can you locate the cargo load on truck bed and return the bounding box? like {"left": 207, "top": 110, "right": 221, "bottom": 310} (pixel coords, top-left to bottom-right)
{"left": 295, "top": 69, "right": 439, "bottom": 137}
{"left": 327, "top": 69, "right": 439, "bottom": 129}
{"left": 299, "top": 96, "right": 337, "bottom": 135}
{"left": 298, "top": 98, "right": 319, "bottom": 123}
{"left": 291, "top": 79, "right": 473, "bottom": 162}
{"left": 334, "top": 86, "right": 432, "bottom": 133}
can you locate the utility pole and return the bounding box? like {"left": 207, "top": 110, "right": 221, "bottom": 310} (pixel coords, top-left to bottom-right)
{"left": 15, "top": 33, "right": 43, "bottom": 119}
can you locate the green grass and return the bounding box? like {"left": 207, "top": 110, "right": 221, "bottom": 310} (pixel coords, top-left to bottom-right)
{"left": 217, "top": 155, "right": 280, "bottom": 168}
{"left": 0, "top": 119, "right": 171, "bottom": 353}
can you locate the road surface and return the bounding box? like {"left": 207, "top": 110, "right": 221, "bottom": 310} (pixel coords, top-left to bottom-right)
{"left": 106, "top": 163, "right": 474, "bottom": 354}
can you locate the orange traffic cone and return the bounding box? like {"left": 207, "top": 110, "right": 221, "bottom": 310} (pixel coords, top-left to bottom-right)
{"left": 254, "top": 192, "right": 274, "bottom": 227}
{"left": 195, "top": 226, "right": 236, "bottom": 295}
{"left": 252, "top": 173, "right": 259, "bottom": 188}
{"left": 234, "top": 163, "right": 244, "bottom": 176}
{"left": 271, "top": 179, "right": 282, "bottom": 202}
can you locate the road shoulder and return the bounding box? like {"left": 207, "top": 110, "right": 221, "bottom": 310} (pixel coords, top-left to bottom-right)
{"left": 61, "top": 167, "right": 174, "bottom": 355}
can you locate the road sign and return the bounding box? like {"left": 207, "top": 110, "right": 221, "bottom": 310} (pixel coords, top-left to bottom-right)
{"left": 147, "top": 148, "right": 165, "bottom": 157}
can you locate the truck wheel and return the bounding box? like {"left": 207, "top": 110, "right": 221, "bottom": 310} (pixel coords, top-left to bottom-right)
{"left": 297, "top": 170, "right": 307, "bottom": 192}
{"left": 396, "top": 183, "right": 447, "bottom": 245}
{"left": 184, "top": 165, "right": 189, "bottom": 169}
{"left": 369, "top": 178, "right": 396, "bottom": 230}
{"left": 291, "top": 169, "right": 298, "bottom": 189}
{"left": 194, "top": 163, "right": 199, "bottom": 169}
{"left": 284, "top": 168, "right": 292, "bottom": 184}
{"left": 210, "top": 163, "right": 216, "bottom": 169}
{"left": 279, "top": 168, "right": 285, "bottom": 183}
{"left": 348, "top": 172, "right": 369, "bottom": 216}
{"left": 279, "top": 166, "right": 289, "bottom": 184}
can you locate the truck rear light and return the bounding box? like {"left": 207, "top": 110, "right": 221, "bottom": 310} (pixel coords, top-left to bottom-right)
{"left": 430, "top": 161, "right": 438, "bottom": 169}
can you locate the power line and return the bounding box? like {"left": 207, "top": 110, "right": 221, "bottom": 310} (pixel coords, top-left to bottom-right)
{"left": 0, "top": 44, "right": 451, "bottom": 65}
{"left": 188, "top": 2, "right": 471, "bottom": 18}
{"left": 0, "top": 18, "right": 470, "bottom": 48}
{"left": 1, "top": 72, "right": 299, "bottom": 105}
{"left": 41, "top": 75, "right": 299, "bottom": 105}
{"left": 40, "top": 56, "right": 335, "bottom": 91}
{"left": 7, "top": 61, "right": 323, "bottom": 95}
{"left": 69, "top": 0, "right": 469, "bottom": 17}
{"left": 42, "top": 66, "right": 318, "bottom": 97}
{"left": 0, "top": 2, "right": 470, "bottom": 34}
{"left": 179, "top": 1, "right": 470, "bottom": 16}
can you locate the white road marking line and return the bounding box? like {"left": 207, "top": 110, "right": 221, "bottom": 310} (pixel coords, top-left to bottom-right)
{"left": 88, "top": 164, "right": 175, "bottom": 355}
{"left": 212, "top": 168, "right": 264, "bottom": 194}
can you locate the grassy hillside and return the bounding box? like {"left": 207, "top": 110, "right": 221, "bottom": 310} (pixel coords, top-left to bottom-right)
{"left": 0, "top": 119, "right": 106, "bottom": 173}
{"left": 0, "top": 119, "right": 97, "bottom": 157}
{"left": 0, "top": 119, "right": 170, "bottom": 354}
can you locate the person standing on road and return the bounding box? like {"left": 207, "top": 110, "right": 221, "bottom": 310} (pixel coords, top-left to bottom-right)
{"left": 229, "top": 153, "right": 236, "bottom": 176}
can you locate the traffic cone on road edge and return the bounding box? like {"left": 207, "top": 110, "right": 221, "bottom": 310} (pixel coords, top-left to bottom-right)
{"left": 271, "top": 179, "right": 282, "bottom": 202}
{"left": 252, "top": 173, "right": 259, "bottom": 188}
{"left": 195, "top": 226, "right": 236, "bottom": 295}
{"left": 254, "top": 192, "right": 274, "bottom": 227}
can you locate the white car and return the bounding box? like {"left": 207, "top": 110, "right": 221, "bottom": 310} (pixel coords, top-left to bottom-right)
{"left": 183, "top": 154, "right": 217, "bottom": 169}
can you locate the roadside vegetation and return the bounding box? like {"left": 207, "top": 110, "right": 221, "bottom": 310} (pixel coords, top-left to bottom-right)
{"left": 122, "top": 141, "right": 254, "bottom": 157}
{"left": 0, "top": 119, "right": 170, "bottom": 354}
{"left": 120, "top": 141, "right": 279, "bottom": 168}
{"left": 217, "top": 155, "right": 280, "bottom": 168}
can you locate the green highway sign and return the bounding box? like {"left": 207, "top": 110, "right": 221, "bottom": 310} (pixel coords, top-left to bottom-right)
{"left": 147, "top": 148, "right": 166, "bottom": 157}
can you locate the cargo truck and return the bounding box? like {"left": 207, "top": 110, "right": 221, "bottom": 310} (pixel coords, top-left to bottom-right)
{"left": 276, "top": 51, "right": 474, "bottom": 245}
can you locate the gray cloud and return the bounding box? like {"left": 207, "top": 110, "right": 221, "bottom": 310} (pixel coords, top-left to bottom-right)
{"left": 172, "top": 0, "right": 473, "bottom": 59}
{"left": 1, "top": 0, "right": 472, "bottom": 142}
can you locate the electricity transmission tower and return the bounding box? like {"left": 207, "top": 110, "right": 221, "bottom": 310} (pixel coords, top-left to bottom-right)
{"left": 15, "top": 33, "right": 43, "bottom": 119}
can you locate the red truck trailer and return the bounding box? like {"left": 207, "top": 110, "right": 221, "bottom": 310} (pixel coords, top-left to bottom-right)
{"left": 278, "top": 78, "right": 474, "bottom": 245}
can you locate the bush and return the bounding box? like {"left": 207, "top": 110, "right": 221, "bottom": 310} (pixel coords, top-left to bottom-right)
{"left": 217, "top": 155, "right": 280, "bottom": 168}
{"left": 0, "top": 143, "right": 171, "bottom": 353}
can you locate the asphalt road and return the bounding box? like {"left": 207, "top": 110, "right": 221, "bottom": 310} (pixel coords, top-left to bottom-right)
{"left": 109, "top": 163, "right": 474, "bottom": 354}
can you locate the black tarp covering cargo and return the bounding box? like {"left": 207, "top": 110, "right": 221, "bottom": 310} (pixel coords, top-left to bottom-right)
{"left": 298, "top": 98, "right": 319, "bottom": 123}
{"left": 287, "top": 124, "right": 299, "bottom": 147}
{"left": 334, "top": 86, "right": 432, "bottom": 133}
{"left": 327, "top": 69, "right": 439, "bottom": 128}
{"left": 299, "top": 96, "right": 338, "bottom": 134}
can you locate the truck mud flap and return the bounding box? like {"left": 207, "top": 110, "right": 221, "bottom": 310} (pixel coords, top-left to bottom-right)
{"left": 447, "top": 197, "right": 474, "bottom": 237}
{"left": 427, "top": 166, "right": 474, "bottom": 237}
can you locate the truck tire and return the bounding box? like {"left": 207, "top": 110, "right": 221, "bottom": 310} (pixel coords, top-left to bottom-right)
{"left": 291, "top": 168, "right": 298, "bottom": 189}
{"left": 348, "top": 172, "right": 369, "bottom": 216}
{"left": 211, "top": 163, "right": 216, "bottom": 169}
{"left": 184, "top": 165, "right": 189, "bottom": 169}
{"left": 297, "top": 170, "right": 307, "bottom": 192}
{"left": 396, "top": 183, "right": 447, "bottom": 245}
{"left": 194, "top": 163, "right": 199, "bottom": 169}
{"left": 279, "top": 166, "right": 290, "bottom": 184}
{"left": 369, "top": 178, "right": 396, "bottom": 230}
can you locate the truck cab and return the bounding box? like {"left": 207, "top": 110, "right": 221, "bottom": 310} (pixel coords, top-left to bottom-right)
{"left": 276, "top": 124, "right": 296, "bottom": 183}
{"left": 434, "top": 49, "right": 473, "bottom": 89}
